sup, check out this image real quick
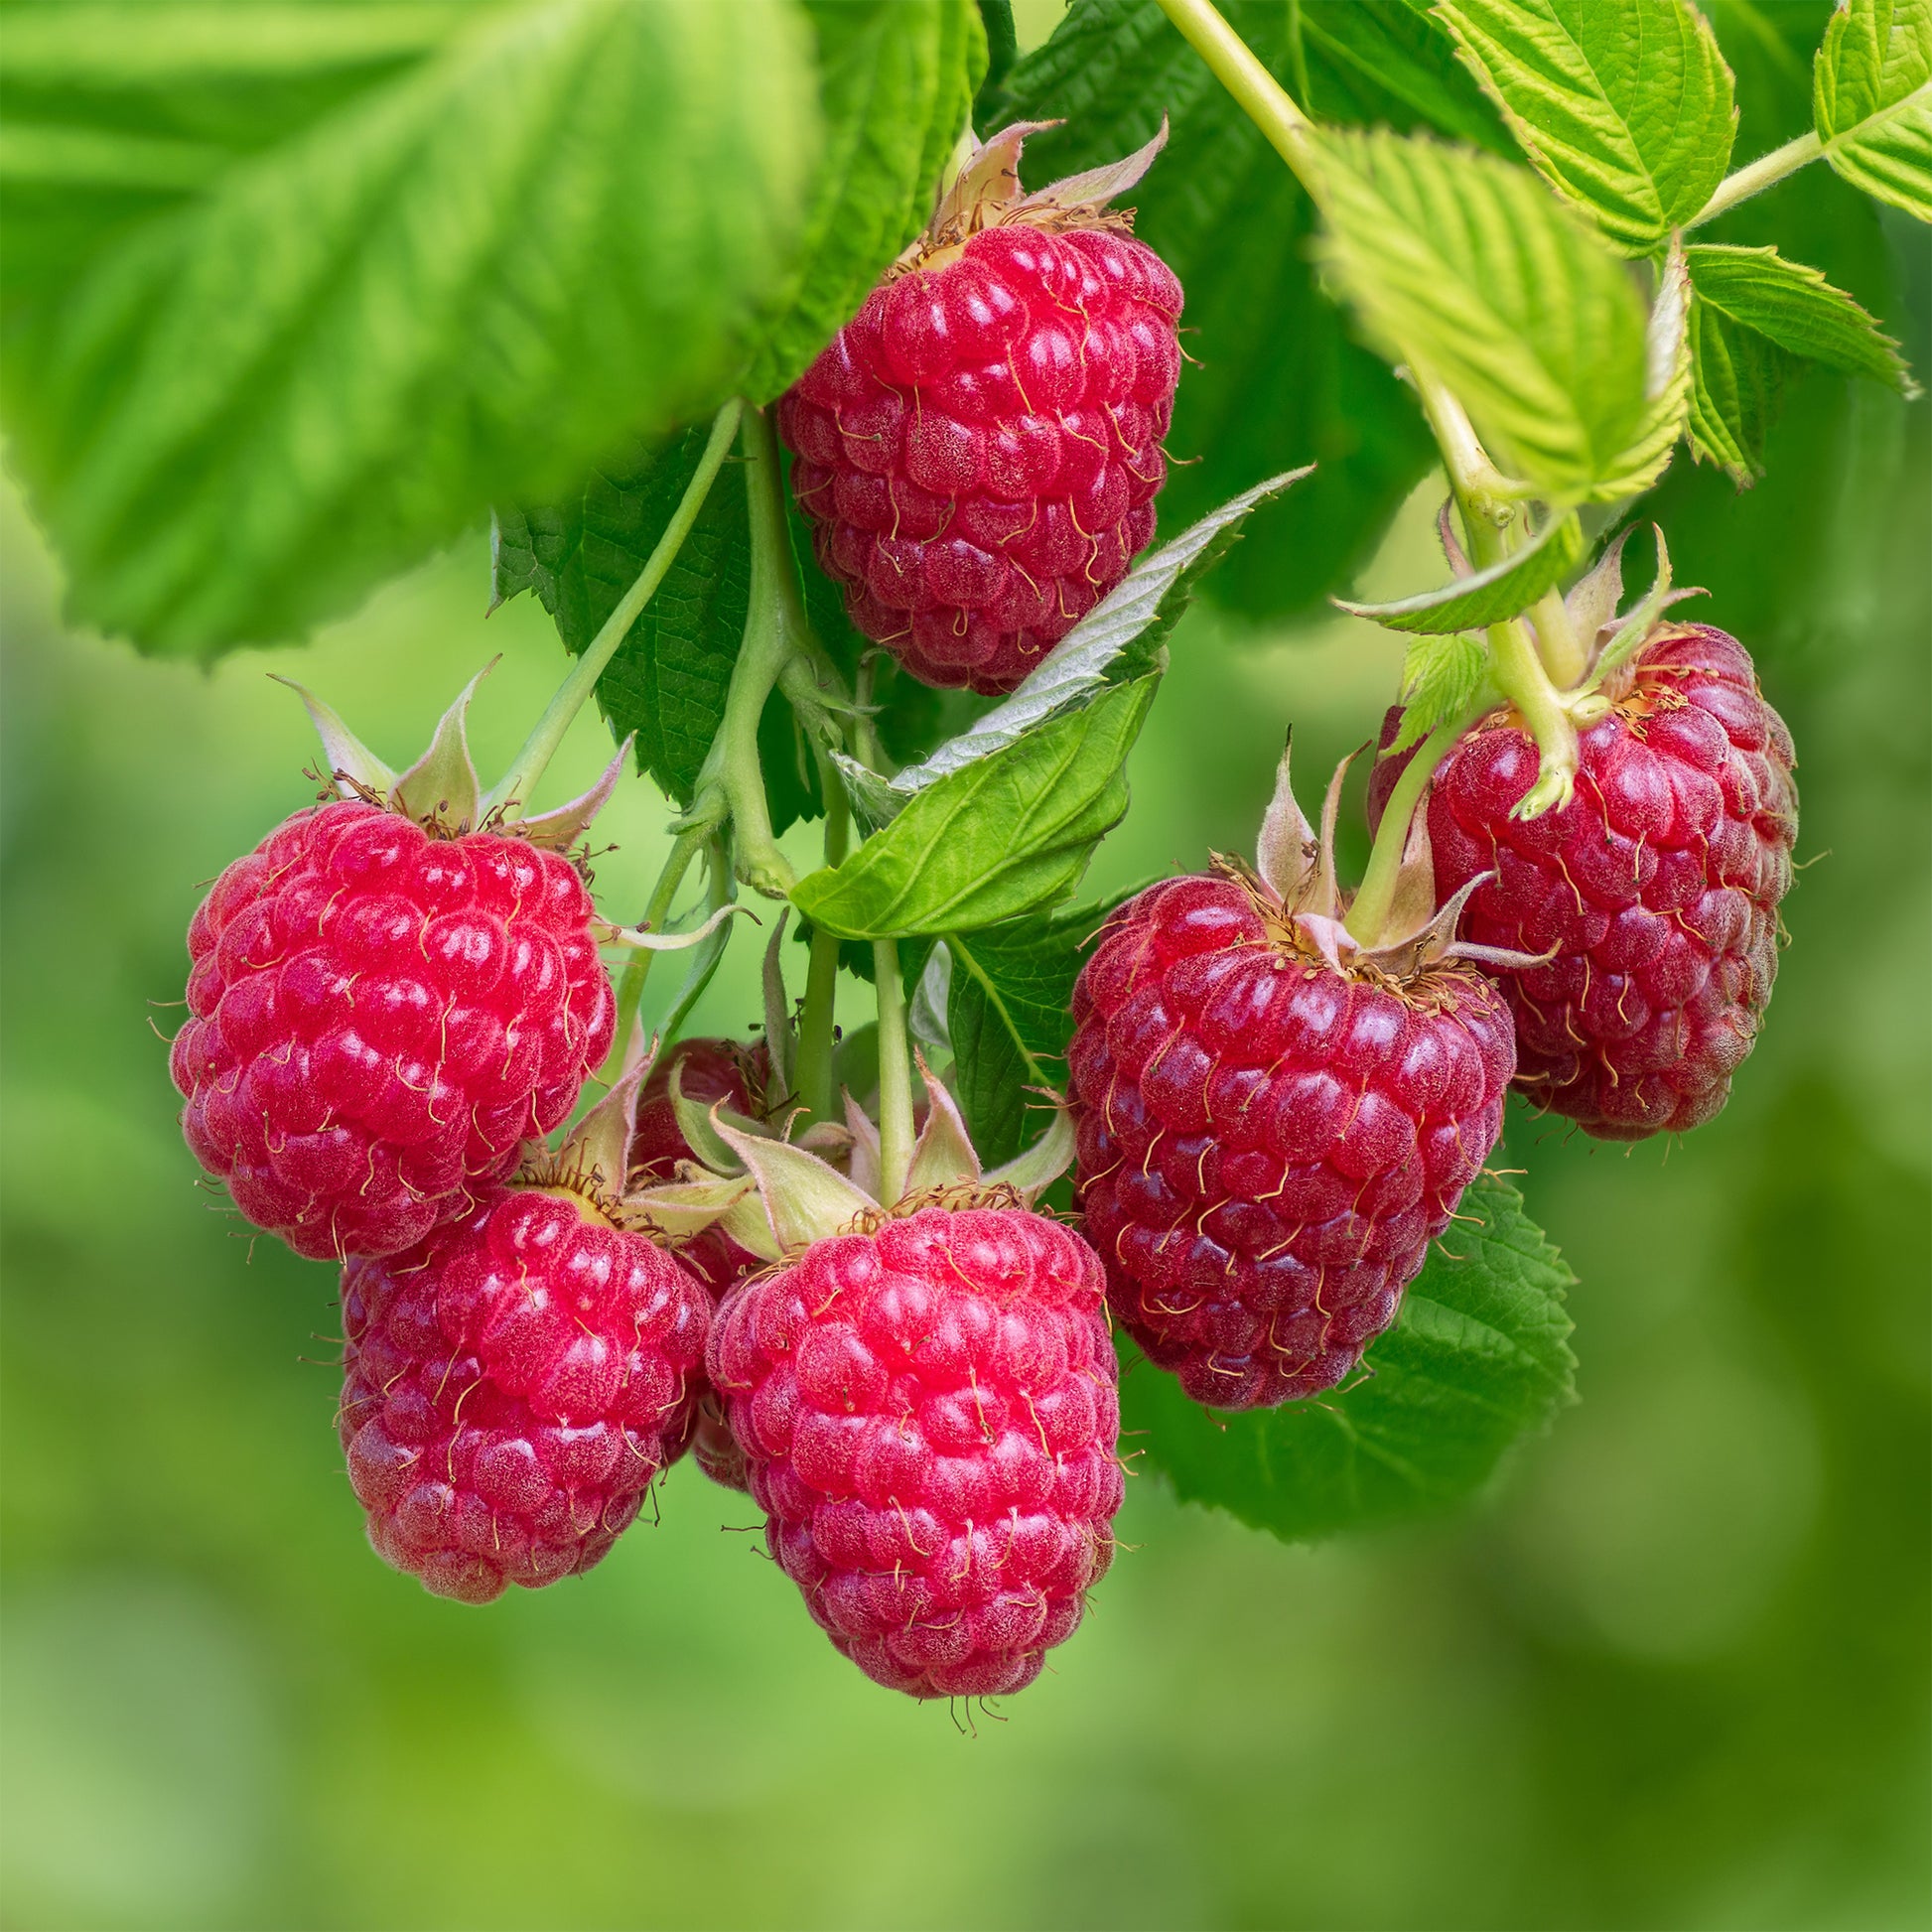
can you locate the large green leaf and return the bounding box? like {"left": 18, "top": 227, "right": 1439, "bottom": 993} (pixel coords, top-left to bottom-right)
{"left": 493, "top": 427, "right": 752, "bottom": 811}
{"left": 0, "top": 0, "right": 817, "bottom": 655}
{"left": 1126, "top": 1175, "right": 1578, "bottom": 1542}
{"left": 744, "top": 0, "right": 982, "bottom": 401}
{"left": 1685, "top": 241, "right": 1914, "bottom": 478}
{"left": 1814, "top": 0, "right": 1932, "bottom": 220}
{"left": 790, "top": 675, "right": 1157, "bottom": 940}
{"left": 946, "top": 893, "right": 1134, "bottom": 1162}
{"left": 1314, "top": 127, "right": 1653, "bottom": 498}
{"left": 1437, "top": 0, "right": 1737, "bottom": 252}
{"left": 991, "top": 0, "right": 1508, "bottom": 623}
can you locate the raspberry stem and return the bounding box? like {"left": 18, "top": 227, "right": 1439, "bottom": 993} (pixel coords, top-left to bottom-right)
{"left": 874, "top": 938, "right": 914, "bottom": 1204}
{"left": 1153, "top": 0, "right": 1319, "bottom": 188}
{"left": 604, "top": 825, "right": 710, "bottom": 1076}
{"left": 484, "top": 398, "right": 742, "bottom": 821}
{"left": 657, "top": 836, "right": 738, "bottom": 1044}
{"left": 1342, "top": 715, "right": 1468, "bottom": 946}
{"left": 793, "top": 770, "right": 849, "bottom": 1124}
{"left": 1688, "top": 130, "right": 1823, "bottom": 228}
{"left": 691, "top": 407, "right": 800, "bottom": 898}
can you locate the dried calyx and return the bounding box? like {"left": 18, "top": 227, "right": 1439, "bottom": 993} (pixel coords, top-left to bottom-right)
{"left": 897, "top": 117, "right": 1170, "bottom": 272}
{"left": 1556, "top": 525, "right": 1709, "bottom": 714}
{"left": 676, "top": 1060, "right": 1077, "bottom": 1266}
{"left": 276, "top": 665, "right": 739, "bottom": 956}
{"left": 1244, "top": 740, "right": 1545, "bottom": 982}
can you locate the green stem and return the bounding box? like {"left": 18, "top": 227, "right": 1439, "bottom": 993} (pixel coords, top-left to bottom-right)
{"left": 1488, "top": 616, "right": 1579, "bottom": 815}
{"left": 1152, "top": 0, "right": 1319, "bottom": 189}
{"left": 698, "top": 407, "right": 797, "bottom": 897}
{"left": 1687, "top": 129, "right": 1822, "bottom": 228}
{"left": 1416, "top": 371, "right": 1524, "bottom": 546}
{"left": 873, "top": 937, "right": 913, "bottom": 1205}
{"left": 1528, "top": 586, "right": 1587, "bottom": 688}
{"left": 657, "top": 837, "right": 737, "bottom": 1046}
{"left": 1343, "top": 718, "right": 1466, "bottom": 946}
{"left": 601, "top": 826, "right": 707, "bottom": 1076}
{"left": 484, "top": 398, "right": 742, "bottom": 818}
{"left": 792, "top": 766, "right": 849, "bottom": 1124}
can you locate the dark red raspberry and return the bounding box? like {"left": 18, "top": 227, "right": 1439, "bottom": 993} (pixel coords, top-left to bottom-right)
{"left": 1068, "top": 872, "right": 1516, "bottom": 1410}
{"left": 171, "top": 799, "right": 615, "bottom": 1260}
{"left": 779, "top": 211, "right": 1180, "bottom": 693}
{"left": 708, "top": 1205, "right": 1122, "bottom": 1699}
{"left": 1424, "top": 624, "right": 1796, "bottom": 1139}
{"left": 629, "top": 1037, "right": 772, "bottom": 1493}
{"left": 339, "top": 1184, "right": 709, "bottom": 1602}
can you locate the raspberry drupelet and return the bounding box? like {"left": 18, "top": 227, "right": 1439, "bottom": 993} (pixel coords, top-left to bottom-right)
{"left": 339, "top": 1182, "right": 710, "bottom": 1602}
{"left": 1421, "top": 623, "right": 1797, "bottom": 1139}
{"left": 1069, "top": 872, "right": 1516, "bottom": 1410}
{"left": 174, "top": 799, "right": 615, "bottom": 1260}
{"left": 779, "top": 122, "right": 1181, "bottom": 694}
{"left": 709, "top": 1204, "right": 1123, "bottom": 1699}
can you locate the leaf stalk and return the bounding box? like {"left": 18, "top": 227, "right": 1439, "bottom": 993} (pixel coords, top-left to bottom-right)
{"left": 1687, "top": 130, "right": 1823, "bottom": 228}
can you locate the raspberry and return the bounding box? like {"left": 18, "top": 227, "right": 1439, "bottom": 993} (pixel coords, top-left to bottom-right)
{"left": 1422, "top": 624, "right": 1796, "bottom": 1139}
{"left": 172, "top": 799, "right": 616, "bottom": 1260}
{"left": 629, "top": 1037, "right": 772, "bottom": 1493}
{"left": 778, "top": 127, "right": 1181, "bottom": 693}
{"left": 1068, "top": 870, "right": 1516, "bottom": 1410}
{"left": 339, "top": 1183, "right": 709, "bottom": 1602}
{"left": 708, "top": 1204, "right": 1122, "bottom": 1699}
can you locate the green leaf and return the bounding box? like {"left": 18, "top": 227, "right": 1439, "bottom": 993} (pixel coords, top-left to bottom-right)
{"left": 494, "top": 428, "right": 751, "bottom": 809}
{"left": 1393, "top": 632, "right": 1492, "bottom": 748}
{"left": 991, "top": 0, "right": 1508, "bottom": 623}
{"left": 1336, "top": 508, "right": 1585, "bottom": 632}
{"left": 944, "top": 893, "right": 1137, "bottom": 1160}
{"left": 790, "top": 675, "right": 1157, "bottom": 940}
{"left": 1814, "top": 0, "right": 1932, "bottom": 220}
{"left": 0, "top": 0, "right": 817, "bottom": 655}
{"left": 1313, "top": 127, "right": 1653, "bottom": 498}
{"left": 1688, "top": 241, "right": 1915, "bottom": 381}
{"left": 854, "top": 471, "right": 1308, "bottom": 814}
{"left": 744, "top": 0, "right": 981, "bottom": 401}
{"left": 1125, "top": 1175, "right": 1577, "bottom": 1543}
{"left": 1436, "top": 0, "right": 1737, "bottom": 252}
{"left": 1685, "top": 242, "right": 1914, "bottom": 477}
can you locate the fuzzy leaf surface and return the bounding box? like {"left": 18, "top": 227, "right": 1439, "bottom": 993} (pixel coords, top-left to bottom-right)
{"left": 789, "top": 676, "right": 1157, "bottom": 940}
{"left": 1394, "top": 632, "right": 1492, "bottom": 748}
{"left": 1126, "top": 1175, "right": 1577, "bottom": 1542}
{"left": 1313, "top": 128, "right": 1652, "bottom": 497}
{"left": 1337, "top": 509, "right": 1585, "bottom": 632}
{"left": 1814, "top": 0, "right": 1932, "bottom": 220}
{"left": 1436, "top": 0, "right": 1737, "bottom": 251}
{"left": 1685, "top": 241, "right": 1913, "bottom": 476}
{"left": 0, "top": 0, "right": 816, "bottom": 656}
{"left": 872, "top": 472, "right": 1306, "bottom": 807}
{"left": 493, "top": 428, "right": 751, "bottom": 809}
{"left": 743, "top": 0, "right": 981, "bottom": 400}
{"left": 990, "top": 0, "right": 1507, "bottom": 621}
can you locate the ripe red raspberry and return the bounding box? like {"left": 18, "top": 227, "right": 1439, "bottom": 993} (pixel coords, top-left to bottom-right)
{"left": 778, "top": 125, "right": 1181, "bottom": 694}
{"left": 339, "top": 1183, "right": 709, "bottom": 1602}
{"left": 1423, "top": 624, "right": 1796, "bottom": 1139}
{"left": 708, "top": 1205, "right": 1122, "bottom": 1699}
{"left": 629, "top": 1037, "right": 772, "bottom": 1492}
{"left": 1068, "top": 872, "right": 1516, "bottom": 1410}
{"left": 172, "top": 799, "right": 616, "bottom": 1260}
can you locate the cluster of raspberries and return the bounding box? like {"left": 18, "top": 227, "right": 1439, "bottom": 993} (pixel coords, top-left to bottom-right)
{"left": 168, "top": 139, "right": 1797, "bottom": 1701}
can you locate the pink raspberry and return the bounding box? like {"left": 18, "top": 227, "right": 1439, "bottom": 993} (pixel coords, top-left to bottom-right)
{"left": 339, "top": 1184, "right": 709, "bottom": 1602}
{"left": 1423, "top": 624, "right": 1797, "bottom": 1138}
{"left": 171, "top": 799, "right": 615, "bottom": 1260}
{"left": 708, "top": 1205, "right": 1122, "bottom": 1699}
{"left": 1068, "top": 871, "right": 1516, "bottom": 1410}
{"left": 779, "top": 220, "right": 1181, "bottom": 694}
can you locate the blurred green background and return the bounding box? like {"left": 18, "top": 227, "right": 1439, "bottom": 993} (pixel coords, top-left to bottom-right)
{"left": 4, "top": 42, "right": 1929, "bottom": 1932}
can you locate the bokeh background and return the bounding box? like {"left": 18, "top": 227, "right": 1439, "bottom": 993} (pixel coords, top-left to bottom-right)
{"left": 4, "top": 15, "right": 1929, "bottom": 1932}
